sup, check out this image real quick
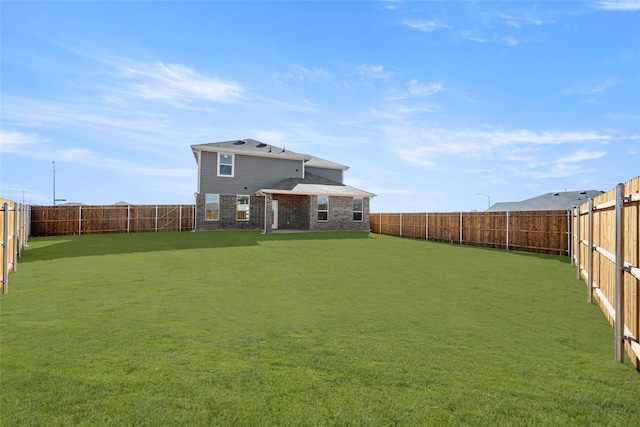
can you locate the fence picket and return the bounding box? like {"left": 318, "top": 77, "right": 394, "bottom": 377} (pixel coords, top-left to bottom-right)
{"left": 30, "top": 204, "right": 195, "bottom": 236}
{"left": 573, "top": 176, "right": 640, "bottom": 370}
{"left": 371, "top": 210, "right": 569, "bottom": 255}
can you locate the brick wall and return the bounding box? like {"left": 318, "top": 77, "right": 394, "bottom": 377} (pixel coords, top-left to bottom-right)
{"left": 195, "top": 193, "right": 370, "bottom": 232}
{"left": 274, "top": 195, "right": 309, "bottom": 230}
{"left": 195, "top": 193, "right": 266, "bottom": 231}
{"left": 310, "top": 196, "right": 370, "bottom": 232}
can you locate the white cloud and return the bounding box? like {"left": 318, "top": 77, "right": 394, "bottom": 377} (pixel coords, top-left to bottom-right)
{"left": 503, "top": 36, "right": 520, "bottom": 46}
{"left": 460, "top": 31, "right": 487, "bottom": 43}
{"left": 403, "top": 20, "right": 450, "bottom": 32}
{"left": 499, "top": 13, "right": 544, "bottom": 28}
{"left": 120, "top": 62, "right": 244, "bottom": 103}
{"left": 386, "top": 80, "right": 443, "bottom": 101}
{"left": 556, "top": 148, "right": 606, "bottom": 163}
{"left": 282, "top": 65, "right": 332, "bottom": 83}
{"left": 387, "top": 127, "right": 612, "bottom": 176}
{"left": 563, "top": 79, "right": 616, "bottom": 95}
{"left": 408, "top": 80, "right": 443, "bottom": 97}
{"left": 358, "top": 65, "right": 393, "bottom": 79}
{"left": 0, "top": 130, "right": 47, "bottom": 153}
{"left": 593, "top": 1, "right": 640, "bottom": 11}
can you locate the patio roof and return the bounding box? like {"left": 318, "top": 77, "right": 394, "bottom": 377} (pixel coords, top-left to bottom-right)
{"left": 256, "top": 172, "right": 376, "bottom": 198}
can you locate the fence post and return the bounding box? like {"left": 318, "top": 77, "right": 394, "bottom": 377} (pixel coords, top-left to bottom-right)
{"left": 587, "top": 198, "right": 594, "bottom": 303}
{"left": 567, "top": 210, "right": 572, "bottom": 261}
{"left": 12, "top": 204, "right": 18, "bottom": 272}
{"left": 425, "top": 212, "right": 428, "bottom": 240}
{"left": 155, "top": 205, "right": 159, "bottom": 232}
{"left": 459, "top": 212, "right": 463, "bottom": 245}
{"left": 379, "top": 213, "right": 382, "bottom": 234}
{"left": 79, "top": 205, "right": 82, "bottom": 235}
{"left": 614, "top": 183, "right": 625, "bottom": 363}
{"left": 399, "top": 213, "right": 403, "bottom": 237}
{"left": 127, "top": 205, "right": 131, "bottom": 233}
{"left": 506, "top": 211, "right": 510, "bottom": 251}
{"left": 3, "top": 202, "right": 9, "bottom": 294}
{"left": 575, "top": 206, "right": 581, "bottom": 279}
{"left": 179, "top": 205, "right": 182, "bottom": 231}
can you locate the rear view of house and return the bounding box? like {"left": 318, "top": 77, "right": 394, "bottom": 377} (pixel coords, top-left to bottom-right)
{"left": 192, "top": 139, "right": 375, "bottom": 233}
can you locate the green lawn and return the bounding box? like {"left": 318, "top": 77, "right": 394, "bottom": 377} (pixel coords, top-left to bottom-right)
{"left": 1, "top": 231, "right": 638, "bottom": 426}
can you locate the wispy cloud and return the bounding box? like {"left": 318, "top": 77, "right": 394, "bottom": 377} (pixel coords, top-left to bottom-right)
{"left": 499, "top": 13, "right": 544, "bottom": 28}
{"left": 0, "top": 130, "right": 48, "bottom": 153}
{"left": 556, "top": 148, "right": 606, "bottom": 163}
{"left": 408, "top": 80, "right": 443, "bottom": 97}
{"left": 387, "top": 80, "right": 443, "bottom": 101}
{"left": 502, "top": 36, "right": 520, "bottom": 46}
{"left": 460, "top": 31, "right": 487, "bottom": 43}
{"left": 282, "top": 65, "right": 332, "bottom": 83}
{"left": 563, "top": 79, "right": 616, "bottom": 95}
{"left": 403, "top": 19, "right": 450, "bottom": 32}
{"left": 593, "top": 0, "right": 640, "bottom": 11}
{"left": 357, "top": 64, "right": 393, "bottom": 79}
{"left": 388, "top": 127, "right": 611, "bottom": 176}
{"left": 120, "top": 62, "right": 244, "bottom": 104}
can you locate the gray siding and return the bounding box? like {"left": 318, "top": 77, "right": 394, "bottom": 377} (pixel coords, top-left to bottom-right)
{"left": 200, "top": 151, "right": 303, "bottom": 194}
{"left": 306, "top": 166, "right": 343, "bottom": 184}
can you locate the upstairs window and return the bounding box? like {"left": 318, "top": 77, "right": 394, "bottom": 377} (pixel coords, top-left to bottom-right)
{"left": 218, "top": 153, "right": 234, "bottom": 177}
{"left": 353, "top": 197, "right": 363, "bottom": 221}
{"left": 237, "top": 195, "right": 250, "bottom": 221}
{"left": 317, "top": 196, "right": 329, "bottom": 221}
{"left": 205, "top": 194, "right": 220, "bottom": 221}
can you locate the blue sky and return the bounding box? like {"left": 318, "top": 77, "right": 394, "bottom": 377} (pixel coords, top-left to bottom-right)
{"left": 1, "top": 1, "right": 639, "bottom": 212}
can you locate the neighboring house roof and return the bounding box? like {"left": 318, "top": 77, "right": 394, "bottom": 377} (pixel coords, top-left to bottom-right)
{"left": 191, "top": 139, "right": 349, "bottom": 170}
{"left": 486, "top": 190, "right": 604, "bottom": 212}
{"left": 257, "top": 172, "right": 376, "bottom": 198}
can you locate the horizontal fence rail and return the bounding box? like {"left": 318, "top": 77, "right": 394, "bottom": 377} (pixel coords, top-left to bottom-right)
{"left": 1, "top": 199, "right": 30, "bottom": 295}
{"left": 30, "top": 205, "right": 195, "bottom": 236}
{"left": 370, "top": 210, "right": 570, "bottom": 256}
{"left": 573, "top": 176, "right": 640, "bottom": 370}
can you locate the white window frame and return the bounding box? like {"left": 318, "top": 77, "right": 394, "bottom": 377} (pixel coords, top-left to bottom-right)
{"left": 236, "top": 195, "right": 250, "bottom": 221}
{"left": 205, "top": 194, "right": 220, "bottom": 221}
{"left": 218, "top": 153, "right": 234, "bottom": 177}
{"left": 317, "top": 196, "right": 329, "bottom": 222}
{"left": 353, "top": 197, "right": 363, "bottom": 222}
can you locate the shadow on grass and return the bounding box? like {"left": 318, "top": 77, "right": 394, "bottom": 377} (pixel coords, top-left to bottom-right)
{"left": 21, "top": 230, "right": 372, "bottom": 262}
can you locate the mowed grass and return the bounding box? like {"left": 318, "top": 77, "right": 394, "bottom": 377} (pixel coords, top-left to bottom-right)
{"left": 1, "top": 231, "right": 639, "bottom": 426}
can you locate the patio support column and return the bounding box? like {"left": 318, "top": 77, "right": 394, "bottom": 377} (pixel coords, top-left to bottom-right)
{"left": 262, "top": 193, "right": 272, "bottom": 234}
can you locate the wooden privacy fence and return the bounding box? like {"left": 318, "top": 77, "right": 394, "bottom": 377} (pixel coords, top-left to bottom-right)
{"left": 370, "top": 210, "right": 570, "bottom": 255}
{"left": 1, "top": 199, "right": 30, "bottom": 294}
{"left": 30, "top": 205, "right": 195, "bottom": 236}
{"left": 573, "top": 176, "right": 640, "bottom": 370}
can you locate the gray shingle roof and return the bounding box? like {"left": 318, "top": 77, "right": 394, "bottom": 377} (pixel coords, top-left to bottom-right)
{"left": 257, "top": 172, "right": 376, "bottom": 198}
{"left": 191, "top": 139, "right": 348, "bottom": 170}
{"left": 486, "top": 190, "right": 604, "bottom": 212}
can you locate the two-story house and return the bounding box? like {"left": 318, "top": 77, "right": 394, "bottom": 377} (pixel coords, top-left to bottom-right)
{"left": 192, "top": 139, "right": 375, "bottom": 233}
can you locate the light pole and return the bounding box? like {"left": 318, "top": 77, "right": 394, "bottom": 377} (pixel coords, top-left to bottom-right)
{"left": 477, "top": 192, "right": 491, "bottom": 210}
{"left": 52, "top": 161, "right": 56, "bottom": 205}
